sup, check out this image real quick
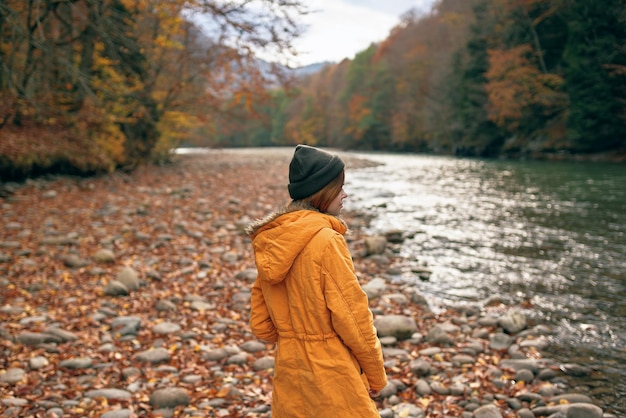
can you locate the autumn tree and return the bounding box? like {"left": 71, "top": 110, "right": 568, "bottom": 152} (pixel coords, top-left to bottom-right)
{"left": 448, "top": 0, "right": 570, "bottom": 156}
{"left": 484, "top": 45, "right": 565, "bottom": 133}
{"left": 0, "top": 0, "right": 307, "bottom": 177}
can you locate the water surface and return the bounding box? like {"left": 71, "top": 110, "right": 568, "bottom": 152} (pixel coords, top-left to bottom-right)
{"left": 344, "top": 152, "right": 625, "bottom": 414}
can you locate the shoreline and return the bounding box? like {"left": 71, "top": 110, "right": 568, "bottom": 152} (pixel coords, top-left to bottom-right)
{"left": 0, "top": 149, "right": 617, "bottom": 417}
{"left": 1, "top": 144, "right": 624, "bottom": 186}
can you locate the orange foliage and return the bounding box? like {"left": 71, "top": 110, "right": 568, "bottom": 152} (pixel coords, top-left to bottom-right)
{"left": 485, "top": 45, "right": 565, "bottom": 130}
{"left": 0, "top": 122, "right": 119, "bottom": 175}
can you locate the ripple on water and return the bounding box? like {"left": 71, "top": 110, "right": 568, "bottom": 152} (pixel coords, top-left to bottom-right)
{"left": 345, "top": 151, "right": 626, "bottom": 416}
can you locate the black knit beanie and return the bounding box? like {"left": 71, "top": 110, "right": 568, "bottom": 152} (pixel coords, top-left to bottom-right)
{"left": 288, "top": 144, "right": 345, "bottom": 200}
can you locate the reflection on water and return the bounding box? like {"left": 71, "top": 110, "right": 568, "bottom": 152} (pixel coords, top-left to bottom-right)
{"left": 344, "top": 152, "right": 626, "bottom": 415}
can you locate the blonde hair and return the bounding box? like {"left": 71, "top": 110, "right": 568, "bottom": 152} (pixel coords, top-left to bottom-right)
{"left": 300, "top": 170, "right": 345, "bottom": 213}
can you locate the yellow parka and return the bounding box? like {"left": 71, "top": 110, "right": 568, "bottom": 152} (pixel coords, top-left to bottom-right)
{"left": 247, "top": 205, "right": 387, "bottom": 418}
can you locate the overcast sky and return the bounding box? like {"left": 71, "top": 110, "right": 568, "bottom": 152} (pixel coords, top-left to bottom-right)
{"left": 290, "top": 0, "right": 437, "bottom": 66}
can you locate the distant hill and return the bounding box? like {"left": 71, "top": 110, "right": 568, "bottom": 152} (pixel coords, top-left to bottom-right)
{"left": 253, "top": 59, "right": 334, "bottom": 85}
{"left": 291, "top": 61, "right": 334, "bottom": 77}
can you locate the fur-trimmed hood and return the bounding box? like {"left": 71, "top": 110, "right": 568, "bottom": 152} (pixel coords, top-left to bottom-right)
{"left": 246, "top": 202, "right": 348, "bottom": 286}
{"left": 245, "top": 201, "right": 347, "bottom": 237}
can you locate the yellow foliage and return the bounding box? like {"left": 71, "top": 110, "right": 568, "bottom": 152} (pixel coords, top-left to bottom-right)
{"left": 155, "top": 34, "right": 183, "bottom": 50}
{"left": 94, "top": 120, "right": 126, "bottom": 166}
{"left": 90, "top": 42, "right": 144, "bottom": 120}
{"left": 73, "top": 99, "right": 127, "bottom": 171}
{"left": 152, "top": 111, "right": 205, "bottom": 160}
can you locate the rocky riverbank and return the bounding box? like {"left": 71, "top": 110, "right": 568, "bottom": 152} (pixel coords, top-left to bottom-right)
{"left": 0, "top": 148, "right": 616, "bottom": 417}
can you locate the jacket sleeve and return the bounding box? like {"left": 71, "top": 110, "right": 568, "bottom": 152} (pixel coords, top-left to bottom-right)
{"left": 249, "top": 280, "right": 278, "bottom": 343}
{"left": 322, "top": 233, "right": 388, "bottom": 391}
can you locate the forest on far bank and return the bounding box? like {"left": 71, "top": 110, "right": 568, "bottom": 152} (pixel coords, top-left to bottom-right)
{"left": 1, "top": 0, "right": 625, "bottom": 182}
{"left": 220, "top": 0, "right": 626, "bottom": 161}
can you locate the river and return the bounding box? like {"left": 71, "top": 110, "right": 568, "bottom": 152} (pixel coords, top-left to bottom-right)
{"left": 343, "top": 151, "right": 625, "bottom": 415}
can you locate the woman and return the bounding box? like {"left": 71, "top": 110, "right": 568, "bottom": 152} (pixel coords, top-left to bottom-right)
{"left": 246, "top": 144, "right": 387, "bottom": 417}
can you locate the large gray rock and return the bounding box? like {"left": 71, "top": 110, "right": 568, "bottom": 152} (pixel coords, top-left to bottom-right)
{"left": 253, "top": 356, "right": 275, "bottom": 371}
{"left": 374, "top": 315, "right": 418, "bottom": 340}
{"left": 240, "top": 340, "right": 266, "bottom": 353}
{"left": 40, "top": 236, "right": 76, "bottom": 246}
{"left": 155, "top": 299, "right": 176, "bottom": 311}
{"left": 100, "top": 410, "right": 133, "bottom": 418}
{"left": 1, "top": 397, "right": 28, "bottom": 407}
{"left": 111, "top": 316, "right": 141, "bottom": 336}
{"left": 0, "top": 368, "right": 25, "bottom": 384}
{"left": 451, "top": 354, "right": 475, "bottom": 366}
{"left": 415, "top": 379, "right": 431, "bottom": 395}
{"left": 489, "top": 333, "right": 514, "bottom": 351}
{"left": 364, "top": 236, "right": 387, "bottom": 255}
{"left": 391, "top": 403, "right": 425, "bottom": 418}
{"left": 117, "top": 266, "right": 140, "bottom": 290}
{"left": 85, "top": 388, "right": 132, "bottom": 400}
{"left": 408, "top": 359, "right": 430, "bottom": 377}
{"left": 103, "top": 280, "right": 129, "bottom": 296}
{"left": 190, "top": 300, "right": 215, "bottom": 311}
{"left": 548, "top": 394, "right": 594, "bottom": 404}
{"left": 559, "top": 363, "right": 592, "bottom": 377}
{"left": 93, "top": 249, "right": 116, "bottom": 263}
{"left": 235, "top": 268, "right": 257, "bottom": 282}
{"left": 361, "top": 278, "right": 387, "bottom": 300}
{"left": 62, "top": 254, "right": 89, "bottom": 268}
{"left": 500, "top": 359, "right": 541, "bottom": 373}
{"left": 29, "top": 356, "right": 49, "bottom": 369}
{"left": 498, "top": 309, "right": 527, "bottom": 334}
{"left": 425, "top": 323, "right": 459, "bottom": 346}
{"left": 201, "top": 347, "right": 229, "bottom": 361}
{"left": 152, "top": 322, "right": 181, "bottom": 335}
{"left": 60, "top": 357, "right": 93, "bottom": 369}
{"left": 226, "top": 353, "right": 248, "bottom": 365}
{"left": 531, "top": 403, "right": 602, "bottom": 418}
{"left": 149, "top": 387, "right": 190, "bottom": 409}
{"left": 44, "top": 327, "right": 78, "bottom": 342}
{"left": 474, "top": 404, "right": 503, "bottom": 418}
{"left": 135, "top": 348, "right": 170, "bottom": 364}
{"left": 16, "top": 331, "right": 62, "bottom": 346}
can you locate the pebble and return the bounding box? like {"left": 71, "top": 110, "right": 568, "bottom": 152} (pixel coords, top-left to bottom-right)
{"left": 103, "top": 280, "right": 129, "bottom": 296}
{"left": 111, "top": 316, "right": 141, "bottom": 336}
{"left": 117, "top": 266, "right": 141, "bottom": 290}
{"left": 93, "top": 248, "right": 116, "bottom": 263}
{"left": 1, "top": 397, "right": 29, "bottom": 407}
{"left": 44, "top": 327, "right": 78, "bottom": 342}
{"left": 100, "top": 410, "right": 133, "bottom": 418}
{"left": 16, "top": 331, "right": 60, "bottom": 346}
{"left": 155, "top": 299, "right": 177, "bottom": 311}
{"left": 0, "top": 368, "right": 25, "bottom": 384}
{"left": 532, "top": 403, "right": 603, "bottom": 418}
{"left": 240, "top": 340, "right": 266, "bottom": 353}
{"left": 152, "top": 322, "right": 181, "bottom": 335}
{"left": 474, "top": 404, "right": 503, "bottom": 418}
{"left": 29, "top": 356, "right": 49, "bottom": 369}
{"left": 252, "top": 356, "right": 274, "bottom": 371}
{"left": 85, "top": 388, "right": 132, "bottom": 400}
{"left": 59, "top": 357, "right": 93, "bottom": 369}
